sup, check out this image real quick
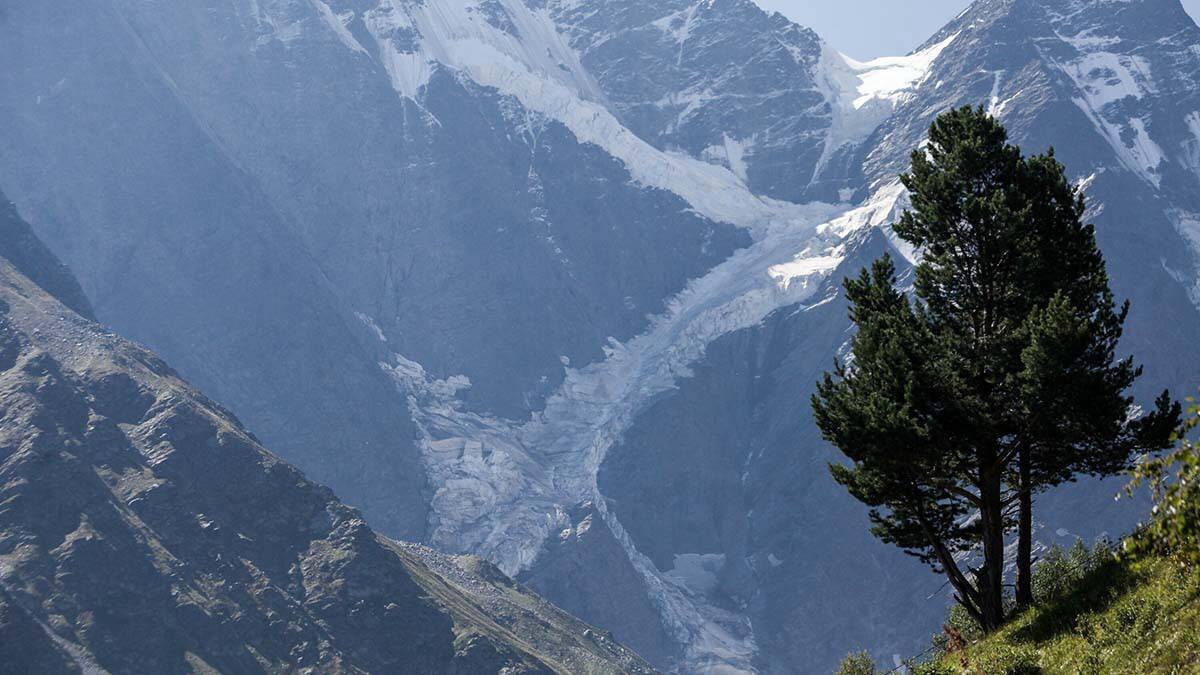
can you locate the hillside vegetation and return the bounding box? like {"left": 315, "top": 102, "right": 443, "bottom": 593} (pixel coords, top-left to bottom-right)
{"left": 839, "top": 397, "right": 1200, "bottom": 675}
{"left": 923, "top": 553, "right": 1199, "bottom": 674}
{"left": 841, "top": 544, "right": 1200, "bottom": 674}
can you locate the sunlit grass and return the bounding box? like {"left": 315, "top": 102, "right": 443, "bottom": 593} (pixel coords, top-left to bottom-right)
{"left": 924, "top": 556, "right": 1200, "bottom": 674}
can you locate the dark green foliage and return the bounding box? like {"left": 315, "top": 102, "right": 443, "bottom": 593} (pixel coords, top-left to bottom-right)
{"left": 922, "top": 540, "right": 1115, "bottom": 656}
{"left": 1014, "top": 547, "right": 1134, "bottom": 646}
{"left": 820, "top": 255, "right": 974, "bottom": 564}
{"left": 1031, "top": 540, "right": 1113, "bottom": 606}
{"left": 813, "top": 106, "right": 1179, "bottom": 632}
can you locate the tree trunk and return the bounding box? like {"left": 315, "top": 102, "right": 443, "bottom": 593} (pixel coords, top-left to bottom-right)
{"left": 935, "top": 541, "right": 985, "bottom": 625}
{"left": 919, "top": 507, "right": 987, "bottom": 625}
{"left": 1015, "top": 445, "right": 1034, "bottom": 610}
{"left": 979, "top": 469, "right": 1007, "bottom": 631}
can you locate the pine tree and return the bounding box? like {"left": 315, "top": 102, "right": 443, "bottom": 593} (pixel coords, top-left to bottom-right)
{"left": 813, "top": 106, "right": 1179, "bottom": 630}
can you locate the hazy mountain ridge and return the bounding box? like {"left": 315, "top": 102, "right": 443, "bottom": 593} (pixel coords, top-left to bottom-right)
{"left": 2, "top": 0, "right": 1199, "bottom": 672}
{"left": 542, "top": 0, "right": 835, "bottom": 201}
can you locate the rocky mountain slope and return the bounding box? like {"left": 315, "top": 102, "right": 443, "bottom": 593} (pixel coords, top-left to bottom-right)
{"left": 2, "top": 0, "right": 1199, "bottom": 672}
{"left": 0, "top": 204, "right": 654, "bottom": 674}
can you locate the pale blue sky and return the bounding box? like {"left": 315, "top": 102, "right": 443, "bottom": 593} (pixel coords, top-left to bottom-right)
{"left": 754, "top": 0, "right": 1200, "bottom": 59}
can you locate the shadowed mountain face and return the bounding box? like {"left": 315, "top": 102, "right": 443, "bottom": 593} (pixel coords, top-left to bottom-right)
{"left": 0, "top": 220, "right": 655, "bottom": 674}
{"left": 2, "top": 0, "right": 1199, "bottom": 672}
{"left": 599, "top": 1, "right": 1200, "bottom": 671}
{"left": 0, "top": 195, "right": 93, "bottom": 321}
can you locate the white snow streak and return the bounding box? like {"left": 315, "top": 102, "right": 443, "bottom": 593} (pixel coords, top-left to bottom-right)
{"left": 342, "top": 0, "right": 820, "bottom": 234}
{"left": 1050, "top": 32, "right": 1165, "bottom": 186}
{"left": 1182, "top": 112, "right": 1200, "bottom": 178}
{"left": 302, "top": 3, "right": 924, "bottom": 670}
{"left": 312, "top": 2, "right": 913, "bottom": 670}
{"left": 813, "top": 34, "right": 957, "bottom": 179}
{"left": 1168, "top": 210, "right": 1200, "bottom": 310}
{"left": 309, "top": 0, "right": 368, "bottom": 54}
{"left": 838, "top": 34, "right": 959, "bottom": 111}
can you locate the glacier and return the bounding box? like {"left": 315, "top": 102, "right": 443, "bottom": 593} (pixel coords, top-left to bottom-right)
{"left": 375, "top": 183, "right": 906, "bottom": 671}
{"left": 306, "top": 1, "right": 938, "bottom": 670}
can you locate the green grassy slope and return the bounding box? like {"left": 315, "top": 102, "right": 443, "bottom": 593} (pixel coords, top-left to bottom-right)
{"left": 928, "top": 556, "right": 1200, "bottom": 674}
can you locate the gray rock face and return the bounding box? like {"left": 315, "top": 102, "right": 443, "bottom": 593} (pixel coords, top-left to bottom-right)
{"left": 0, "top": 1, "right": 430, "bottom": 540}
{"left": 0, "top": 193, "right": 92, "bottom": 321}
{"left": 544, "top": 0, "right": 844, "bottom": 202}
{"left": 0, "top": 0, "right": 744, "bottom": 541}
{"left": 0, "top": 239, "right": 655, "bottom": 674}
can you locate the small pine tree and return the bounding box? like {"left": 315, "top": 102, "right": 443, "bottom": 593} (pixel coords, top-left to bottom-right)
{"left": 836, "top": 651, "right": 879, "bottom": 675}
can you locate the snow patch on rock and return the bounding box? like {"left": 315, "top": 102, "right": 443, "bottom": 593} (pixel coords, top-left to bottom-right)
{"left": 1182, "top": 112, "right": 1200, "bottom": 178}
{"left": 1167, "top": 209, "right": 1200, "bottom": 310}
{"left": 665, "top": 554, "right": 726, "bottom": 597}
{"left": 310, "top": 0, "right": 369, "bottom": 54}
{"left": 838, "top": 34, "right": 959, "bottom": 111}
{"left": 814, "top": 34, "right": 957, "bottom": 176}
{"left": 318, "top": 0, "right": 821, "bottom": 234}
{"left": 1049, "top": 32, "right": 1165, "bottom": 186}
{"left": 702, "top": 135, "right": 755, "bottom": 185}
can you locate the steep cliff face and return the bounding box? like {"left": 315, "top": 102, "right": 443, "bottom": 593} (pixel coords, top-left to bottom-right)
{"left": 541, "top": 0, "right": 834, "bottom": 202}
{"left": 0, "top": 0, "right": 748, "bottom": 422}
{"left": 0, "top": 229, "right": 654, "bottom": 674}
{"left": 0, "top": 1, "right": 430, "bottom": 539}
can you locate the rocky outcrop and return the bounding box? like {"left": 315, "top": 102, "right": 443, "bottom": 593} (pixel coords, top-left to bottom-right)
{"left": 544, "top": 0, "right": 841, "bottom": 202}
{"left": 0, "top": 194, "right": 92, "bottom": 321}
{"left": 0, "top": 242, "right": 654, "bottom": 673}
{"left": 519, "top": 502, "right": 677, "bottom": 668}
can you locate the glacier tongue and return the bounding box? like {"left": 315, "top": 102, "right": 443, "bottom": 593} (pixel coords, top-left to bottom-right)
{"left": 377, "top": 184, "right": 906, "bottom": 672}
